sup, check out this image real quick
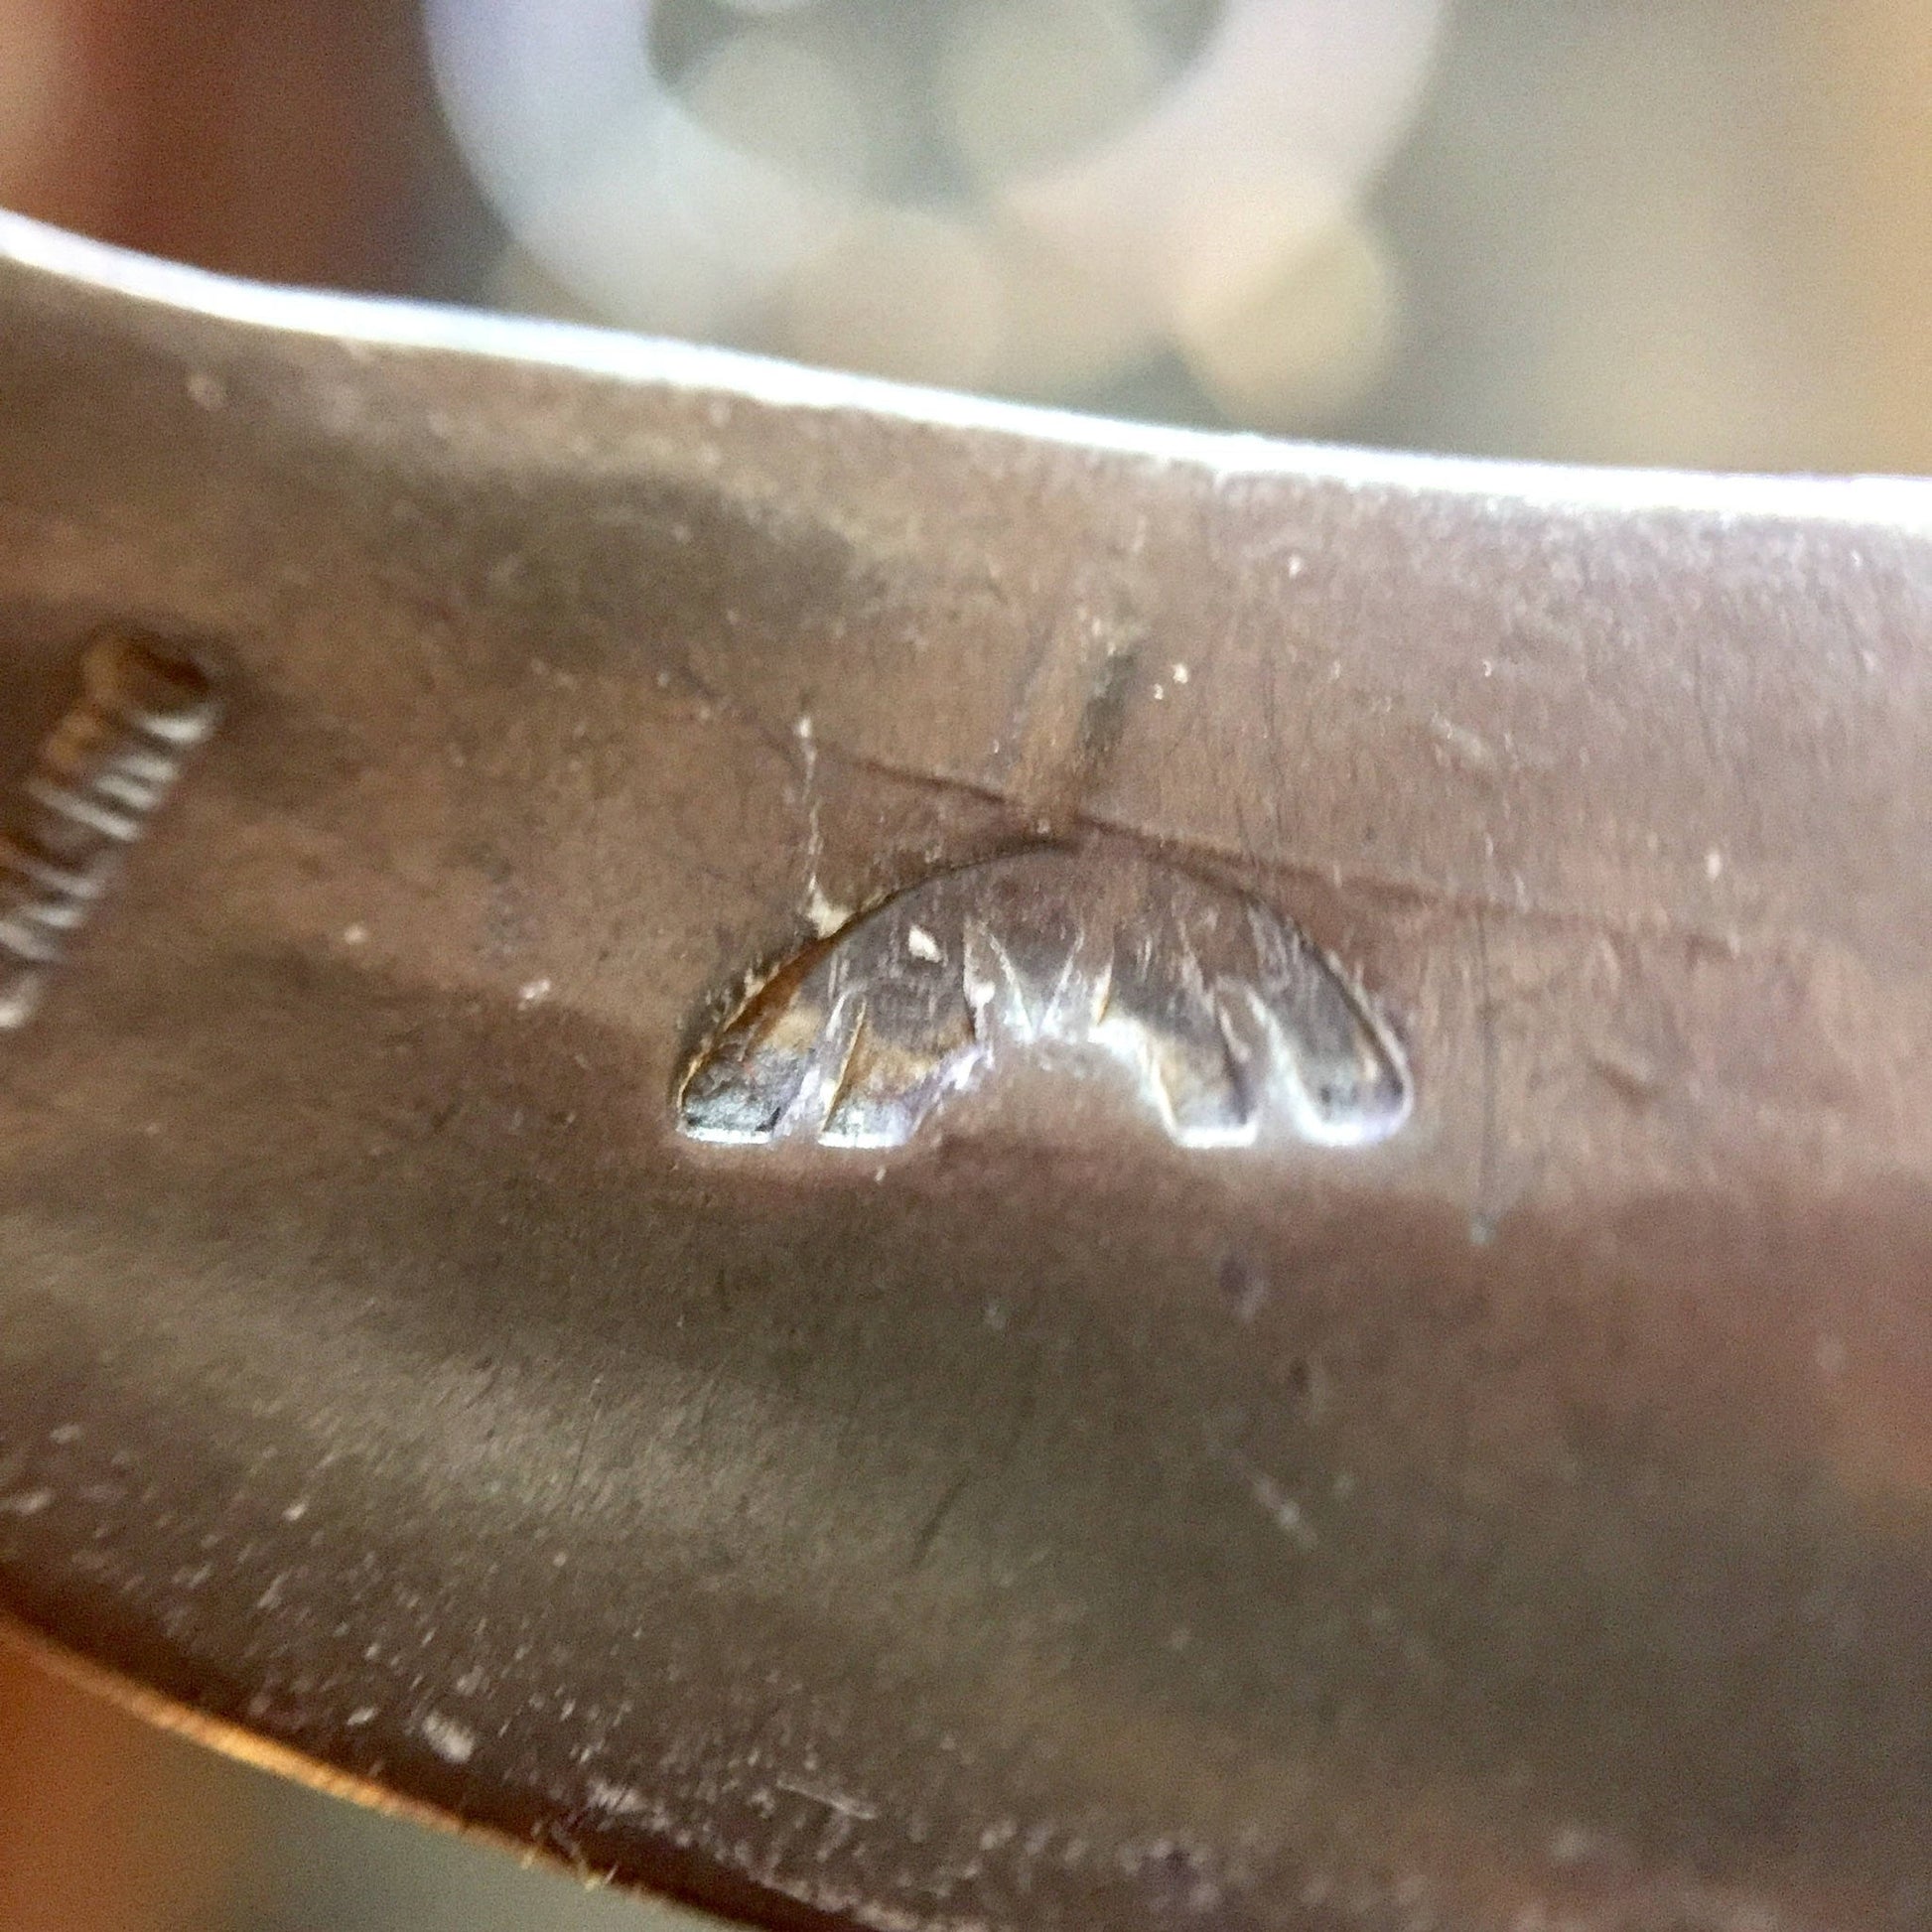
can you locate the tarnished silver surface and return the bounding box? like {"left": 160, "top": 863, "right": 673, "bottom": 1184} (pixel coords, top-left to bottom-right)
{"left": 1, "top": 212, "right": 1931, "bottom": 1932}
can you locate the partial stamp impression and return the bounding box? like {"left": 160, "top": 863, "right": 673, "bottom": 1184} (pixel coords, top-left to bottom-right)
{"left": 680, "top": 848, "right": 1411, "bottom": 1153}
{"left": 1, "top": 628, "right": 222, "bottom": 1030}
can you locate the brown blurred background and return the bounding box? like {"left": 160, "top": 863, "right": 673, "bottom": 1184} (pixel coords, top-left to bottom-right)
{"left": 0, "top": 1, "right": 1929, "bottom": 1927}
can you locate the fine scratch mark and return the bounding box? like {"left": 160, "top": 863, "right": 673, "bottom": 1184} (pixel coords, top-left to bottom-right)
{"left": 906, "top": 1350, "right": 1042, "bottom": 1575}
{"left": 774, "top": 1778, "right": 879, "bottom": 1822}
{"left": 666, "top": 648, "right": 1752, "bottom": 955}
{"left": 1218, "top": 1444, "right": 1319, "bottom": 1552}
{"left": 998, "top": 591, "right": 1147, "bottom": 831}
{"left": 794, "top": 709, "right": 851, "bottom": 937}
{"left": 1472, "top": 906, "right": 1498, "bottom": 1244}
{"left": 907, "top": 1465, "right": 977, "bottom": 1573}
{"left": 562, "top": 1373, "right": 604, "bottom": 1517}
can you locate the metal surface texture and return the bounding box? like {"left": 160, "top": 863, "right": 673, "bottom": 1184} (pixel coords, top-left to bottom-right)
{"left": 1, "top": 212, "right": 1930, "bottom": 1932}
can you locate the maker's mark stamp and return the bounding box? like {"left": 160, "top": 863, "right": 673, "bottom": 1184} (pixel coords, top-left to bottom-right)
{"left": 679, "top": 849, "right": 1411, "bottom": 1153}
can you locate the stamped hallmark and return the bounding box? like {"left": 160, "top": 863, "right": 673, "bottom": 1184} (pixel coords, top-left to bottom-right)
{"left": 1, "top": 629, "right": 222, "bottom": 1030}
{"left": 679, "top": 848, "right": 1411, "bottom": 1153}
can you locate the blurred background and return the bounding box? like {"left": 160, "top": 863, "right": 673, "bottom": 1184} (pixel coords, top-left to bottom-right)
{"left": 0, "top": 0, "right": 1928, "bottom": 467}
{"left": 0, "top": 0, "right": 1928, "bottom": 1926}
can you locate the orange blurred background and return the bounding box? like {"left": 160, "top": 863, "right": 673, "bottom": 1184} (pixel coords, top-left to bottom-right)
{"left": 0, "top": 0, "right": 471, "bottom": 295}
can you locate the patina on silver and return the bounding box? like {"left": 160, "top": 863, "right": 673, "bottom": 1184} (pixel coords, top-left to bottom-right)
{"left": 1, "top": 210, "right": 1931, "bottom": 1932}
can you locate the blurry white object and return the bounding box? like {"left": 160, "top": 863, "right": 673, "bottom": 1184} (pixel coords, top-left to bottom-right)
{"left": 426, "top": 0, "right": 1446, "bottom": 418}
